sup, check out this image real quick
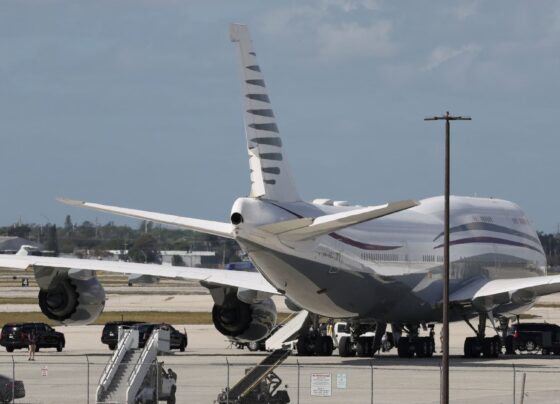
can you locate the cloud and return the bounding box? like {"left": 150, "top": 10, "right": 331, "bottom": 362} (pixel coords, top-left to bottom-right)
{"left": 448, "top": 0, "right": 480, "bottom": 20}
{"left": 333, "top": 0, "right": 382, "bottom": 12}
{"left": 260, "top": 0, "right": 395, "bottom": 60}
{"left": 318, "top": 21, "right": 396, "bottom": 60}
{"left": 259, "top": 5, "right": 321, "bottom": 37}
{"left": 424, "top": 43, "right": 481, "bottom": 70}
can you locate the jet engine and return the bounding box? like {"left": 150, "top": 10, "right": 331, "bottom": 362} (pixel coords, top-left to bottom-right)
{"left": 34, "top": 267, "right": 105, "bottom": 325}
{"left": 211, "top": 294, "right": 277, "bottom": 342}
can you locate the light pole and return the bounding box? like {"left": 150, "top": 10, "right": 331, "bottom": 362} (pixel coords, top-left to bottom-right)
{"left": 424, "top": 111, "right": 471, "bottom": 404}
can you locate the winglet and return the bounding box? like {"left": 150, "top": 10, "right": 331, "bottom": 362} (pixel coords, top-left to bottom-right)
{"left": 57, "top": 197, "right": 86, "bottom": 207}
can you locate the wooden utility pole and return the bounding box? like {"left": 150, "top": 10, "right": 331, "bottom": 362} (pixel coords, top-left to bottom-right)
{"left": 425, "top": 111, "right": 471, "bottom": 404}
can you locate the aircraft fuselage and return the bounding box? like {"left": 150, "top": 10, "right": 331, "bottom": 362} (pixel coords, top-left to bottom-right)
{"left": 234, "top": 195, "right": 546, "bottom": 323}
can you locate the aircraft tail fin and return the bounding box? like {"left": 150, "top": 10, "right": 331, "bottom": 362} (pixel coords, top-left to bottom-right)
{"left": 230, "top": 23, "right": 301, "bottom": 202}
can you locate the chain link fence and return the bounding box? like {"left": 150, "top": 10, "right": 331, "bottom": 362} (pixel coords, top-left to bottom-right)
{"left": 1, "top": 355, "right": 559, "bottom": 403}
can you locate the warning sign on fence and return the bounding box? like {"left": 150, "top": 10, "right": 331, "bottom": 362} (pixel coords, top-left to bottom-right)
{"left": 336, "top": 373, "right": 347, "bottom": 389}
{"left": 311, "top": 372, "right": 332, "bottom": 397}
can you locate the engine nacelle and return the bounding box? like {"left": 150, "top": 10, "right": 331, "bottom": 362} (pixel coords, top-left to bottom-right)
{"left": 34, "top": 267, "right": 106, "bottom": 325}
{"left": 212, "top": 295, "right": 277, "bottom": 342}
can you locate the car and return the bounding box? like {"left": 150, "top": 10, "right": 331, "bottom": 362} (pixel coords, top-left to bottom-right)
{"left": 508, "top": 322, "right": 560, "bottom": 354}
{"left": 0, "top": 374, "right": 25, "bottom": 403}
{"left": 101, "top": 321, "right": 145, "bottom": 350}
{"left": 133, "top": 323, "right": 188, "bottom": 352}
{"left": 0, "top": 323, "right": 65, "bottom": 353}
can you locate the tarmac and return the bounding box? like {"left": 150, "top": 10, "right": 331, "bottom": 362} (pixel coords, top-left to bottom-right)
{"left": 1, "top": 287, "right": 560, "bottom": 403}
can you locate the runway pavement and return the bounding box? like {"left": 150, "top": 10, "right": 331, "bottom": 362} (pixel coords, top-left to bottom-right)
{"left": 1, "top": 322, "right": 560, "bottom": 403}
{"left": 1, "top": 287, "right": 560, "bottom": 403}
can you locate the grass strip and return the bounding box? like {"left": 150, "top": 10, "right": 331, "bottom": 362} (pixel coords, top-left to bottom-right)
{"left": 0, "top": 298, "right": 38, "bottom": 304}
{"left": 0, "top": 311, "right": 291, "bottom": 327}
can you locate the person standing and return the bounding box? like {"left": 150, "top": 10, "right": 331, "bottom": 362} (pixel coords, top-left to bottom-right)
{"left": 28, "top": 329, "right": 37, "bottom": 361}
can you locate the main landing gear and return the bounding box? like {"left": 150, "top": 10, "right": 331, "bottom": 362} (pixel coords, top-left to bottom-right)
{"left": 337, "top": 322, "right": 388, "bottom": 358}
{"left": 396, "top": 324, "right": 435, "bottom": 358}
{"left": 463, "top": 313, "right": 501, "bottom": 358}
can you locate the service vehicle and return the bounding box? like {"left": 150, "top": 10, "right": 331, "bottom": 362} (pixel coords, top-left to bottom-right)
{"left": 135, "top": 362, "right": 177, "bottom": 404}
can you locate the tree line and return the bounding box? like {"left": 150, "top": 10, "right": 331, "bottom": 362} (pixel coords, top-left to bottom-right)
{"left": 0, "top": 215, "right": 240, "bottom": 266}
{"left": 1, "top": 217, "right": 560, "bottom": 269}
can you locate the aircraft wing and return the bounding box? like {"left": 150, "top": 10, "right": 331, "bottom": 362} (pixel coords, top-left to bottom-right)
{"left": 0, "top": 254, "right": 278, "bottom": 294}
{"left": 259, "top": 200, "right": 419, "bottom": 241}
{"left": 58, "top": 198, "right": 234, "bottom": 239}
{"left": 450, "top": 274, "right": 560, "bottom": 311}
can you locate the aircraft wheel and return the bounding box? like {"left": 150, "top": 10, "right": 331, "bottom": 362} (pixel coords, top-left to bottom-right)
{"left": 415, "top": 338, "right": 426, "bottom": 358}
{"left": 464, "top": 337, "right": 481, "bottom": 358}
{"left": 321, "top": 336, "right": 334, "bottom": 356}
{"left": 416, "top": 337, "right": 434, "bottom": 358}
{"left": 525, "top": 339, "right": 538, "bottom": 352}
{"left": 247, "top": 341, "right": 259, "bottom": 352}
{"left": 504, "top": 336, "right": 515, "bottom": 354}
{"left": 397, "top": 337, "right": 414, "bottom": 358}
{"left": 338, "top": 336, "right": 355, "bottom": 357}
{"left": 356, "top": 337, "right": 367, "bottom": 357}
{"left": 482, "top": 338, "right": 495, "bottom": 358}
{"left": 296, "top": 336, "right": 312, "bottom": 356}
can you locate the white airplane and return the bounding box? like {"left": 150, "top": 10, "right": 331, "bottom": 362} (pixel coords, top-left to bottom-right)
{"left": 0, "top": 24, "right": 557, "bottom": 359}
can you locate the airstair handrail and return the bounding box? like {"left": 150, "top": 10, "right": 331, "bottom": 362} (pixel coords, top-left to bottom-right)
{"left": 125, "top": 329, "right": 170, "bottom": 404}
{"left": 96, "top": 328, "right": 137, "bottom": 400}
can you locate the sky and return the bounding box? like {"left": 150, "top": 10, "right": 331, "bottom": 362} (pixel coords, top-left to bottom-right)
{"left": 0, "top": 0, "right": 559, "bottom": 233}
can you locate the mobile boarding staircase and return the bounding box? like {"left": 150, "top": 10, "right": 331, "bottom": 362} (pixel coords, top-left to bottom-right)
{"left": 96, "top": 327, "right": 170, "bottom": 404}
{"left": 216, "top": 349, "right": 292, "bottom": 404}
{"left": 216, "top": 311, "right": 312, "bottom": 403}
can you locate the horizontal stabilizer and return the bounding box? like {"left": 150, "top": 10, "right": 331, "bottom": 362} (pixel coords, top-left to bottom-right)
{"left": 58, "top": 198, "right": 234, "bottom": 239}
{"left": 259, "top": 200, "right": 419, "bottom": 241}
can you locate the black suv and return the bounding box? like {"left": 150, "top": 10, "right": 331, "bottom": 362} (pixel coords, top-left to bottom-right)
{"left": 0, "top": 323, "right": 65, "bottom": 352}
{"left": 101, "top": 321, "right": 145, "bottom": 350}
{"left": 508, "top": 322, "right": 560, "bottom": 354}
{"left": 133, "top": 323, "right": 188, "bottom": 352}
{"left": 0, "top": 374, "right": 25, "bottom": 403}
